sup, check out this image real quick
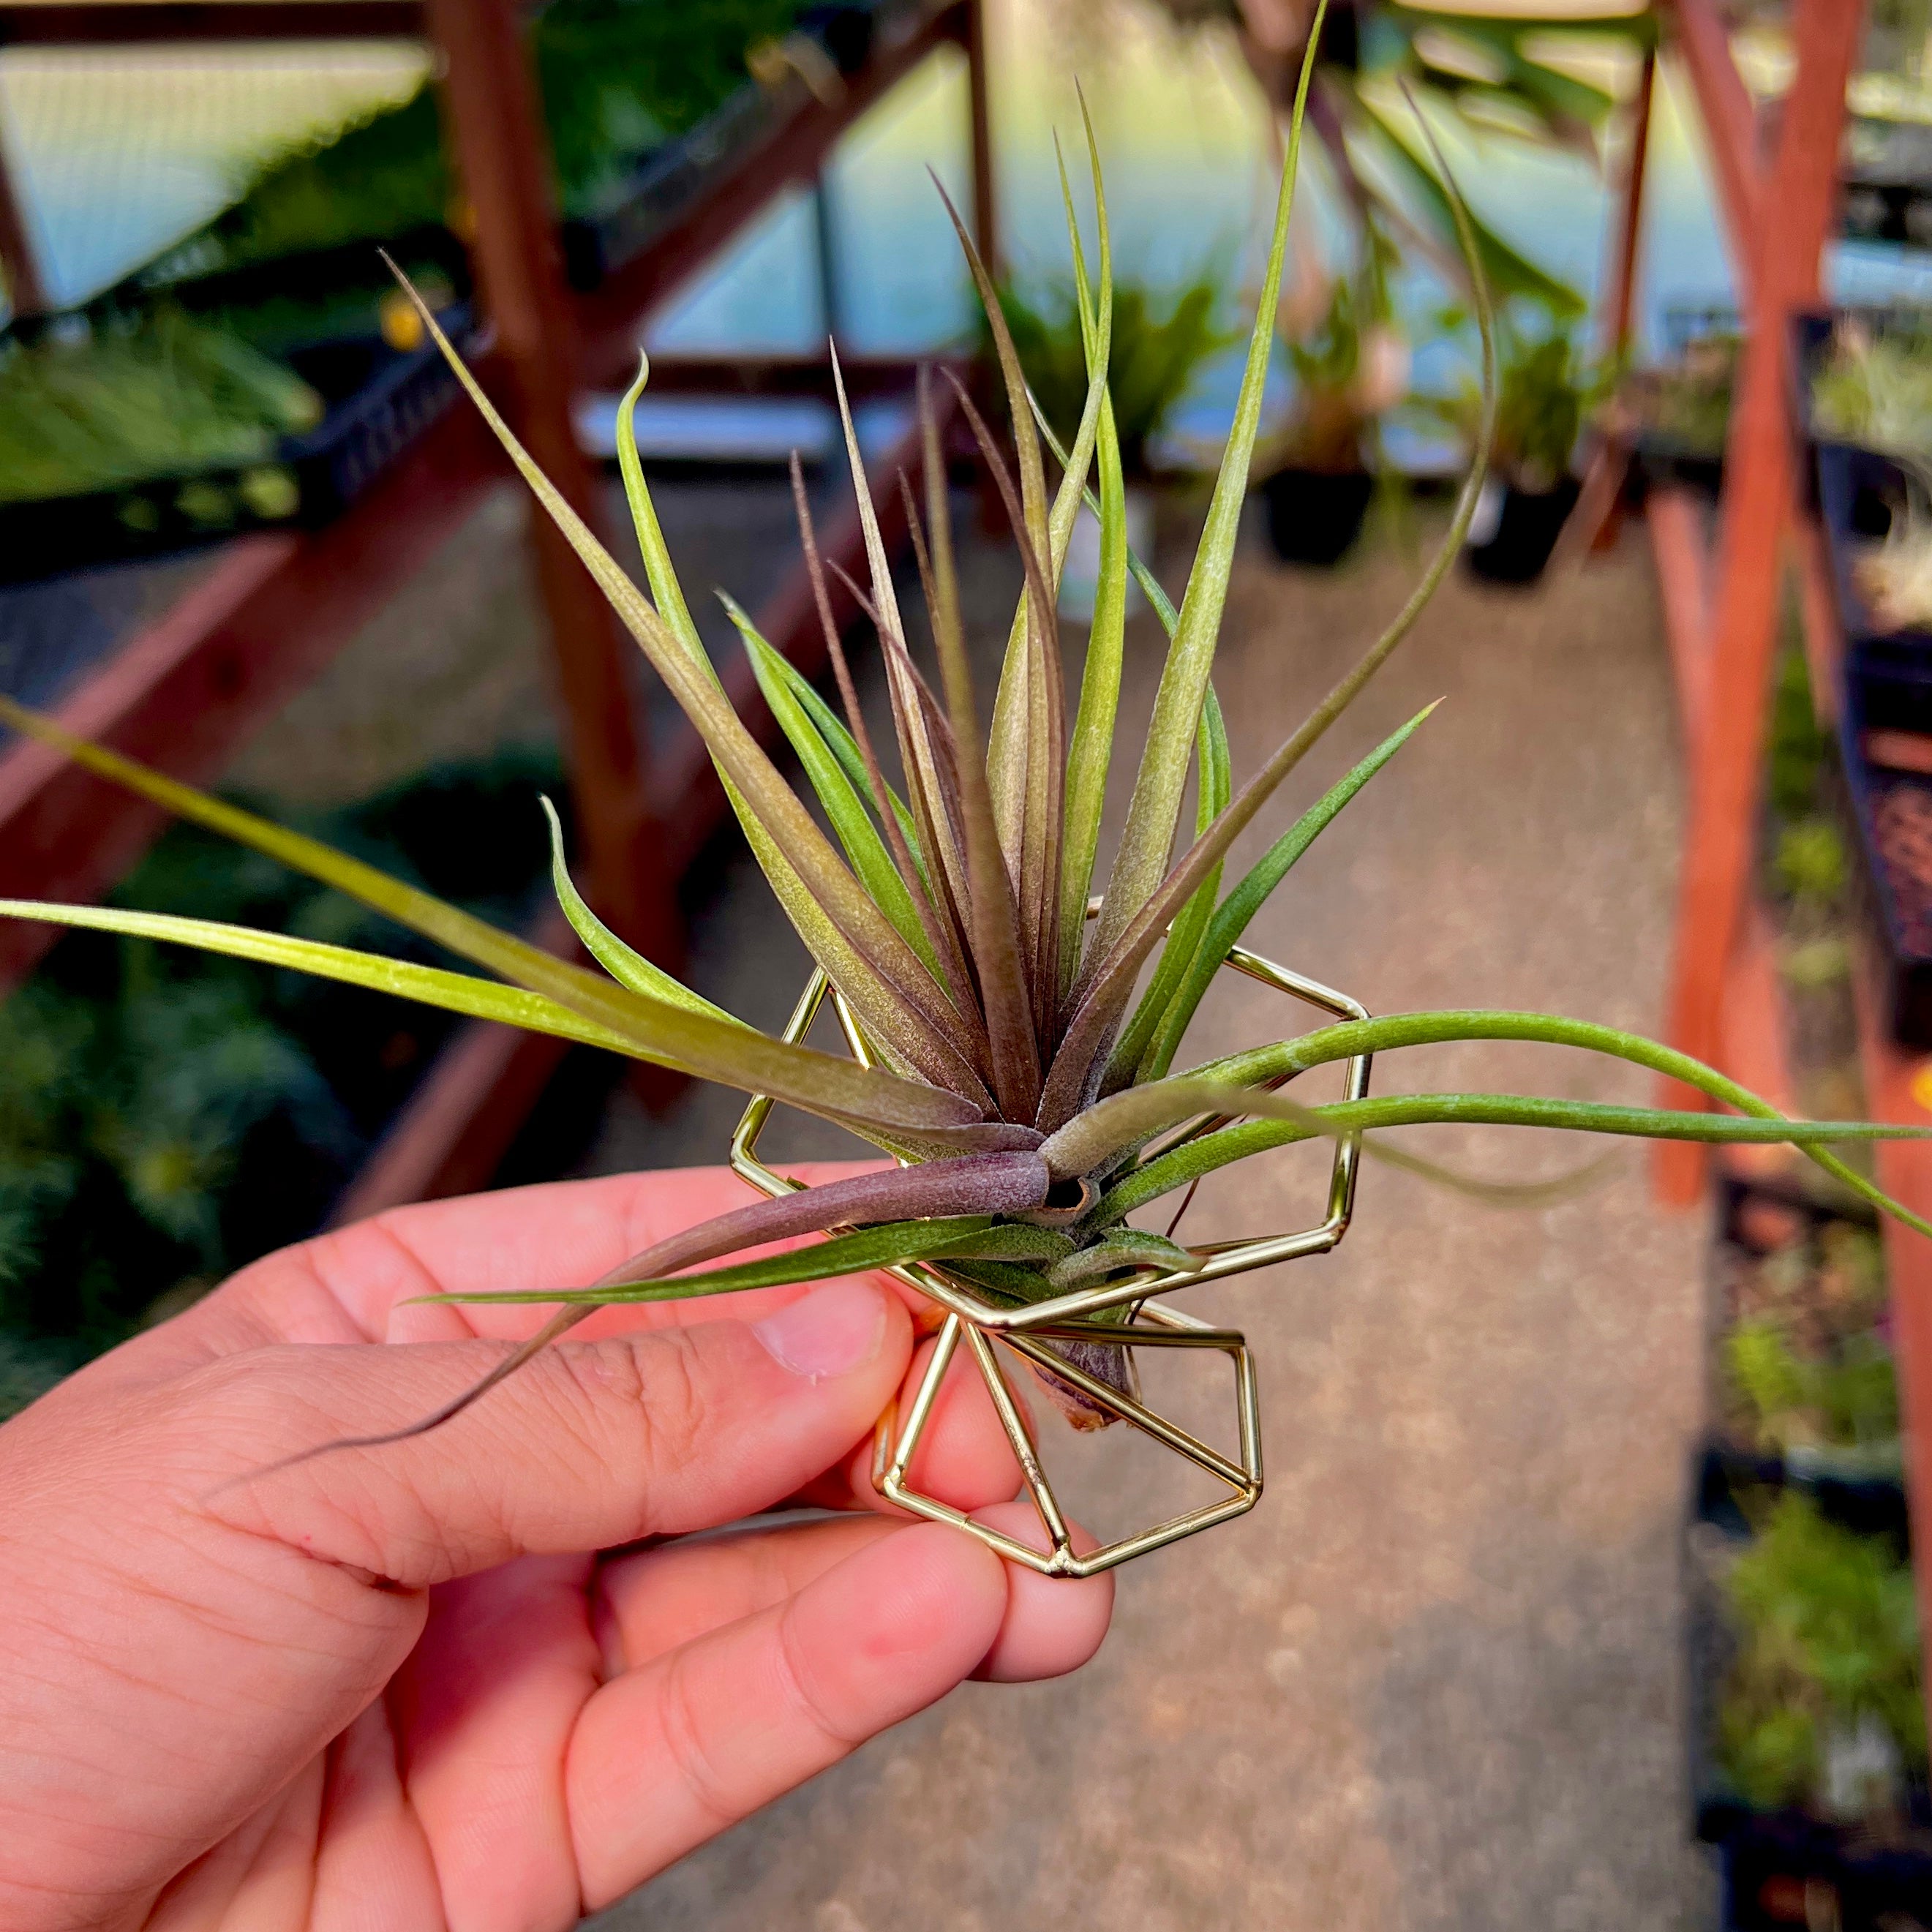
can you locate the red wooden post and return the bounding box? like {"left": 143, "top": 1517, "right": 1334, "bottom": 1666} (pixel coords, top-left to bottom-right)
{"left": 1653, "top": 0, "right": 1861, "bottom": 1204}
{"left": 964, "top": 0, "right": 998, "bottom": 276}
{"left": 424, "top": 0, "right": 674, "bottom": 964}
{"left": 0, "top": 120, "right": 48, "bottom": 317}
{"left": 1600, "top": 43, "right": 1655, "bottom": 365}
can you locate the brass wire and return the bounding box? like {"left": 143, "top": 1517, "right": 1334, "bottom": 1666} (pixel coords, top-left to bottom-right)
{"left": 729, "top": 939, "right": 1369, "bottom": 1576}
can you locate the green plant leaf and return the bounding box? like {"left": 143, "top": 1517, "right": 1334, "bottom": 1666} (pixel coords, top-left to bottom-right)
{"left": 1037, "top": 86, "right": 1498, "bottom": 1132}
{"left": 1095, "top": 1010, "right": 1932, "bottom": 1239}
{"left": 394, "top": 277, "right": 989, "bottom": 1101}
{"left": 420, "top": 1214, "right": 1077, "bottom": 1307}
{"left": 914, "top": 384, "right": 1045, "bottom": 1125}
{"left": 1136, "top": 704, "right": 1435, "bottom": 1083}
{"left": 1352, "top": 104, "right": 1585, "bottom": 319}
{"left": 0, "top": 691, "right": 706, "bottom": 1052}
{"left": 751, "top": 600, "right": 925, "bottom": 869}
{"left": 1075, "top": 1086, "right": 1932, "bottom": 1225}
{"left": 727, "top": 598, "right": 944, "bottom": 982}
{"left": 538, "top": 796, "right": 737, "bottom": 1025}
{"left": 1108, "top": 685, "right": 1231, "bottom": 1086}
{"left": 0, "top": 897, "right": 1004, "bottom": 1147}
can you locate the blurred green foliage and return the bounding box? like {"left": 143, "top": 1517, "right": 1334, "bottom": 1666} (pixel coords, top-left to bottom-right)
{"left": 168, "top": 0, "right": 808, "bottom": 274}
{"left": 0, "top": 310, "right": 320, "bottom": 505}
{"left": 997, "top": 267, "right": 1233, "bottom": 479}
{"left": 0, "top": 749, "right": 565, "bottom": 1410}
{"left": 1720, "top": 1493, "right": 1925, "bottom": 1813}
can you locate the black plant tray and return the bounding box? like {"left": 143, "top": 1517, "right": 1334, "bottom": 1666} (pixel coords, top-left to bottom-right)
{"left": 558, "top": 0, "right": 917, "bottom": 290}
{"left": 0, "top": 306, "right": 476, "bottom": 587}
{"left": 561, "top": 79, "right": 781, "bottom": 291}
{"left": 1684, "top": 1464, "right": 1931, "bottom": 1929}
{"left": 1837, "top": 642, "right": 1932, "bottom": 1046}
{"left": 1628, "top": 429, "right": 1724, "bottom": 497}
{"left": 132, "top": 224, "right": 473, "bottom": 342}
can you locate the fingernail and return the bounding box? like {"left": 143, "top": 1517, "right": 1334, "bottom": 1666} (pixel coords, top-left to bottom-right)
{"left": 753, "top": 1279, "right": 887, "bottom": 1382}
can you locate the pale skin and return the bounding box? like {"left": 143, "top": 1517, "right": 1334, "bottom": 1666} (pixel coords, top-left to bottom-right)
{"left": 0, "top": 1162, "right": 1113, "bottom": 1931}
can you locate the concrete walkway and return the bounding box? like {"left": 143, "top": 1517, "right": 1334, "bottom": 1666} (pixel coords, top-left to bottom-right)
{"left": 587, "top": 509, "right": 1717, "bottom": 1931}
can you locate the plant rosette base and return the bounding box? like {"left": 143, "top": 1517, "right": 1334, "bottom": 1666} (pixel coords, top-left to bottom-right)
{"left": 728, "top": 946, "right": 1370, "bottom": 1579}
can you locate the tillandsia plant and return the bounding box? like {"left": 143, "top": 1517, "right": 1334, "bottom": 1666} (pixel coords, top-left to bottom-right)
{"left": 4, "top": 19, "right": 1932, "bottom": 1579}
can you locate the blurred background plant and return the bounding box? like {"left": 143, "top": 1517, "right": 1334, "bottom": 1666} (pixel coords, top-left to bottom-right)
{"left": 0, "top": 308, "right": 320, "bottom": 505}
{"left": 0, "top": 748, "right": 568, "bottom": 1416}
{"left": 146, "top": 0, "right": 810, "bottom": 280}
{"left": 999, "top": 262, "right": 1233, "bottom": 481}
{"left": 1413, "top": 304, "right": 1596, "bottom": 495}
{"left": 1718, "top": 1492, "right": 1927, "bottom": 1821}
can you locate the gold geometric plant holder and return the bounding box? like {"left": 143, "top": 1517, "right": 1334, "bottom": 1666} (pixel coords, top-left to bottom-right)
{"left": 731, "top": 940, "right": 1372, "bottom": 1579}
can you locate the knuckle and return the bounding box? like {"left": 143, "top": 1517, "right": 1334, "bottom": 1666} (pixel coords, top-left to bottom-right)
{"left": 552, "top": 1327, "right": 714, "bottom": 1486}
{"left": 658, "top": 1647, "right": 740, "bottom": 1830}
{"left": 773, "top": 1599, "right": 863, "bottom": 1756}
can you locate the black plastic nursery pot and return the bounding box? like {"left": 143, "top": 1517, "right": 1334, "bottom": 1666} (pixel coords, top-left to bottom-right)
{"left": 0, "top": 306, "right": 477, "bottom": 586}
{"left": 1464, "top": 476, "right": 1580, "bottom": 586}
{"left": 1629, "top": 430, "right": 1726, "bottom": 500}
{"left": 1685, "top": 1459, "right": 1930, "bottom": 1931}
{"left": 1261, "top": 467, "right": 1375, "bottom": 568}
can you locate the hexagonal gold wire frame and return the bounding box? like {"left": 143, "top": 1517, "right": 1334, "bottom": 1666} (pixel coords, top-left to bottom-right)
{"left": 730, "top": 939, "right": 1372, "bottom": 1578}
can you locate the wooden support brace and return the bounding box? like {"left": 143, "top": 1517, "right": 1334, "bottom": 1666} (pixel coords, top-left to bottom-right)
{"left": 1653, "top": 0, "right": 1862, "bottom": 1205}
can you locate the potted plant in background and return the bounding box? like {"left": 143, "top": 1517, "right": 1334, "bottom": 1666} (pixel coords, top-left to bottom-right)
{"left": 1609, "top": 320, "right": 1737, "bottom": 498}
{"left": 999, "top": 262, "right": 1232, "bottom": 617}
{"left": 1417, "top": 307, "right": 1595, "bottom": 585}
{"left": 1256, "top": 221, "right": 1407, "bottom": 565}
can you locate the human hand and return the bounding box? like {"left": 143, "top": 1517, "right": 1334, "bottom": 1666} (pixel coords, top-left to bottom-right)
{"left": 0, "top": 1163, "right": 1112, "bottom": 1931}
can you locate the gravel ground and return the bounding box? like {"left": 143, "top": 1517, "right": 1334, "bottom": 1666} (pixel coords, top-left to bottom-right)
{"left": 574, "top": 499, "right": 1719, "bottom": 1931}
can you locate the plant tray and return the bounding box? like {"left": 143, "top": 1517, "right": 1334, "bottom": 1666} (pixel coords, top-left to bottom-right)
{"left": 1685, "top": 1470, "right": 1931, "bottom": 1930}
{"left": 134, "top": 225, "right": 474, "bottom": 353}
{"left": 0, "top": 306, "right": 477, "bottom": 587}
{"left": 557, "top": 1, "right": 909, "bottom": 291}
{"left": 1628, "top": 429, "right": 1724, "bottom": 498}
{"left": 1838, "top": 643, "right": 1932, "bottom": 1046}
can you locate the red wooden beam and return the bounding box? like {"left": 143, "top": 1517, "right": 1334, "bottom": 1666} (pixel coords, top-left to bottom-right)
{"left": 1653, "top": 0, "right": 1863, "bottom": 1205}
{"left": 1599, "top": 43, "right": 1655, "bottom": 364}
{"left": 1663, "top": 0, "right": 1764, "bottom": 309}
{"left": 427, "top": 0, "right": 670, "bottom": 966}
{"left": 0, "top": 110, "right": 48, "bottom": 315}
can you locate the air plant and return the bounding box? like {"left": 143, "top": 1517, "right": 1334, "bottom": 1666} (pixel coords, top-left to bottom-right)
{"left": 4, "top": 23, "right": 1931, "bottom": 1581}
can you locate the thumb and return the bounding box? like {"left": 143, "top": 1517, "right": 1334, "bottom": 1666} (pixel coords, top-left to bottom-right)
{"left": 198, "top": 1278, "right": 910, "bottom": 1587}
